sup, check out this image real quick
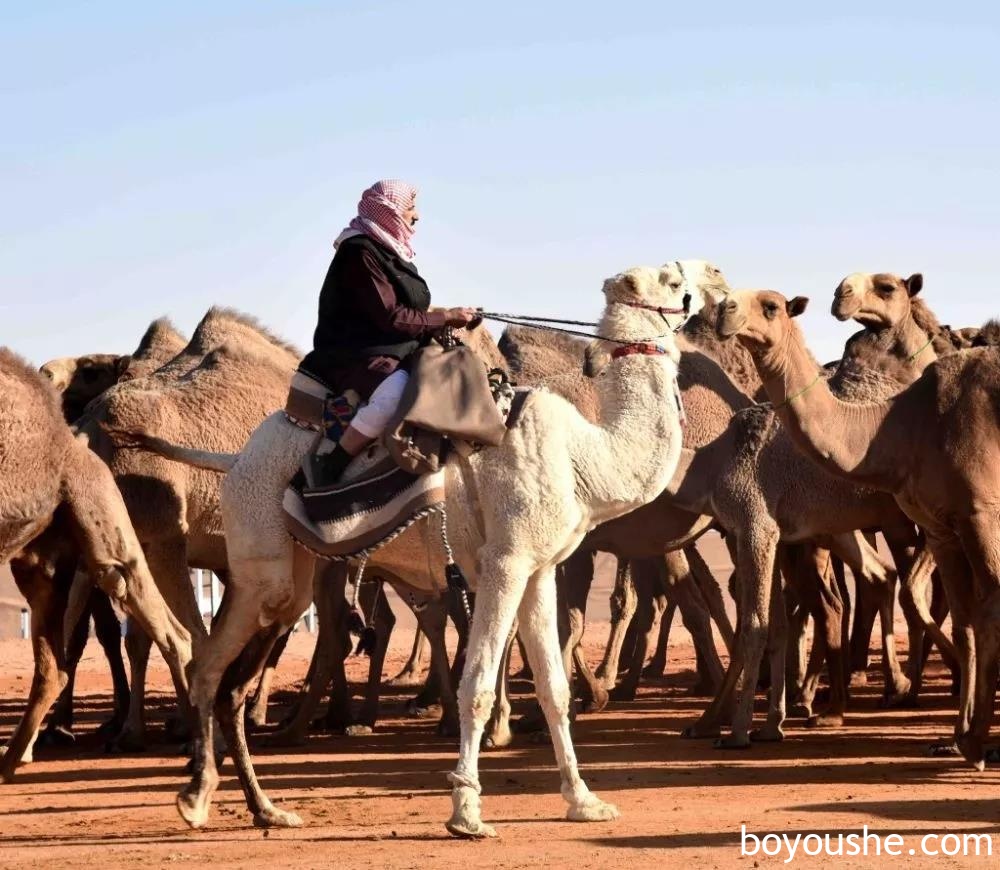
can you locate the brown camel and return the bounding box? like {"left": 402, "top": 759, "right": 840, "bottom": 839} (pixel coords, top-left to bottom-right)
{"left": 719, "top": 288, "right": 1000, "bottom": 769}
{"left": 77, "top": 308, "right": 301, "bottom": 747}
{"left": 0, "top": 349, "right": 192, "bottom": 781}
{"left": 32, "top": 319, "right": 189, "bottom": 746}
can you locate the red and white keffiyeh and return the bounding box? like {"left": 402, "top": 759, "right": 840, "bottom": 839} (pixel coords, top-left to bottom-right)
{"left": 336, "top": 179, "right": 418, "bottom": 261}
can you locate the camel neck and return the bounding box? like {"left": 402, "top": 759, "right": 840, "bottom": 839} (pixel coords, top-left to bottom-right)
{"left": 890, "top": 310, "right": 939, "bottom": 373}
{"left": 751, "top": 323, "right": 903, "bottom": 490}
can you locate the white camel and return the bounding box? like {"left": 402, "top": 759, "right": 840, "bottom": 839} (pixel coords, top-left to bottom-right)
{"left": 128, "top": 263, "right": 701, "bottom": 837}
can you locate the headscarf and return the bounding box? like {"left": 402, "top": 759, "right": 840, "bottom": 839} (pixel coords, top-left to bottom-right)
{"left": 335, "top": 179, "right": 418, "bottom": 261}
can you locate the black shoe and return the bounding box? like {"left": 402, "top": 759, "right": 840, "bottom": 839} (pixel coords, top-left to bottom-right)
{"left": 303, "top": 444, "right": 352, "bottom": 489}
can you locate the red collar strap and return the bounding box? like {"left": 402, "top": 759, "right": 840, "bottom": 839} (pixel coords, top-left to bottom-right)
{"left": 611, "top": 342, "right": 670, "bottom": 360}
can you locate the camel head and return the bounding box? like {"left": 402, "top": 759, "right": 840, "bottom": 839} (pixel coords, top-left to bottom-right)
{"left": 585, "top": 266, "right": 688, "bottom": 375}
{"left": 831, "top": 272, "right": 923, "bottom": 329}
{"left": 716, "top": 290, "right": 809, "bottom": 351}
{"left": 664, "top": 259, "right": 731, "bottom": 317}
{"left": 40, "top": 353, "right": 132, "bottom": 422}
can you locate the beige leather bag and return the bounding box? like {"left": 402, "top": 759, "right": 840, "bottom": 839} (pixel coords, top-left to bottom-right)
{"left": 385, "top": 342, "right": 506, "bottom": 474}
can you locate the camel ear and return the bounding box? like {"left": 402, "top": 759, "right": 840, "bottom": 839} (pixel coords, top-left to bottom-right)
{"left": 786, "top": 296, "right": 809, "bottom": 318}
{"left": 115, "top": 355, "right": 132, "bottom": 378}
{"left": 905, "top": 273, "right": 923, "bottom": 297}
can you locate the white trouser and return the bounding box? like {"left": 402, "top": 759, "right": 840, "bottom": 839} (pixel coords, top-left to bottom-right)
{"left": 350, "top": 369, "right": 409, "bottom": 438}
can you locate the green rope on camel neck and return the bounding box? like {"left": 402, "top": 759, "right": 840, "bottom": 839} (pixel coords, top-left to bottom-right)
{"left": 906, "top": 335, "right": 934, "bottom": 362}
{"left": 772, "top": 372, "right": 823, "bottom": 411}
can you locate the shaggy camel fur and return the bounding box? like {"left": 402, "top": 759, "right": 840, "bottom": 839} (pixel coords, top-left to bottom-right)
{"left": 719, "top": 289, "right": 1000, "bottom": 769}
{"left": 0, "top": 350, "right": 192, "bottom": 782}
{"left": 128, "top": 264, "right": 695, "bottom": 835}
{"left": 77, "top": 308, "right": 301, "bottom": 747}
{"left": 498, "top": 306, "right": 739, "bottom": 710}
{"left": 34, "top": 319, "right": 189, "bottom": 745}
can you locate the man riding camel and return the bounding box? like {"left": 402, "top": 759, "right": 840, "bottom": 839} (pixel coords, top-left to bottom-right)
{"left": 299, "top": 179, "right": 478, "bottom": 483}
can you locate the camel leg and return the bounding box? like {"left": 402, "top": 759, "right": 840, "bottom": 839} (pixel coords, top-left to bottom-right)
{"left": 115, "top": 622, "right": 153, "bottom": 751}
{"left": 446, "top": 553, "right": 530, "bottom": 838}
{"left": 413, "top": 597, "right": 460, "bottom": 737}
{"left": 177, "top": 551, "right": 309, "bottom": 829}
{"left": 801, "top": 547, "right": 847, "bottom": 726}
{"left": 954, "top": 513, "right": 1000, "bottom": 769}
{"left": 610, "top": 559, "right": 657, "bottom": 701}
{"left": 560, "top": 550, "right": 606, "bottom": 711}
{"left": 264, "top": 561, "right": 349, "bottom": 745}
{"left": 831, "top": 533, "right": 910, "bottom": 704}
{"left": 848, "top": 555, "right": 877, "bottom": 685}
{"left": 593, "top": 561, "right": 637, "bottom": 691}
{"left": 483, "top": 625, "right": 516, "bottom": 750}
{"left": 43, "top": 592, "right": 92, "bottom": 744}
{"left": 670, "top": 553, "right": 725, "bottom": 695}
{"left": 924, "top": 536, "right": 976, "bottom": 758}
{"left": 682, "top": 639, "right": 743, "bottom": 738}
{"left": 213, "top": 623, "right": 298, "bottom": 828}
{"left": 246, "top": 630, "right": 290, "bottom": 730}
{"left": 518, "top": 568, "right": 618, "bottom": 824}
{"left": 716, "top": 525, "right": 780, "bottom": 749}
{"left": 643, "top": 601, "right": 677, "bottom": 678}
{"left": 350, "top": 580, "right": 394, "bottom": 734}
{"left": 1, "top": 562, "right": 70, "bottom": 781}
{"left": 390, "top": 627, "right": 430, "bottom": 687}
{"left": 686, "top": 545, "right": 735, "bottom": 653}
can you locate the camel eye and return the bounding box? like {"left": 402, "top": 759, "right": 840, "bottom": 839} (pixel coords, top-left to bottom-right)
{"left": 763, "top": 302, "right": 779, "bottom": 318}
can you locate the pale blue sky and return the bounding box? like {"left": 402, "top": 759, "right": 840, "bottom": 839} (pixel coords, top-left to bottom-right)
{"left": 2, "top": 2, "right": 997, "bottom": 366}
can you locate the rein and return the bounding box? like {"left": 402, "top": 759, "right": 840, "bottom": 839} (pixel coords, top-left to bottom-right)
{"left": 479, "top": 294, "right": 691, "bottom": 347}
{"left": 906, "top": 335, "right": 934, "bottom": 362}
{"left": 768, "top": 372, "right": 823, "bottom": 411}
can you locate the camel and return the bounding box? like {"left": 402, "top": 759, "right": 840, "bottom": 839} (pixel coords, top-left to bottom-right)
{"left": 718, "top": 288, "right": 1000, "bottom": 769}
{"left": 121, "top": 263, "right": 700, "bottom": 835}
{"left": 76, "top": 308, "right": 301, "bottom": 747}
{"left": 0, "top": 349, "right": 192, "bottom": 782}
{"left": 829, "top": 272, "right": 962, "bottom": 692}
{"left": 32, "top": 319, "right": 189, "bottom": 745}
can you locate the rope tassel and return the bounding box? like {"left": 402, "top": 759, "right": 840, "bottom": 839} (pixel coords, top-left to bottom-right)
{"left": 439, "top": 509, "right": 473, "bottom": 622}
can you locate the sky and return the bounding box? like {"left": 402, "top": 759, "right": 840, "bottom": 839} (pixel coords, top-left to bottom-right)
{"left": 2, "top": 2, "right": 998, "bottom": 366}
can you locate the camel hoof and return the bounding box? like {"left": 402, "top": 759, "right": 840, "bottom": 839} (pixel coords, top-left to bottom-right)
{"left": 405, "top": 703, "right": 441, "bottom": 721}
{"left": 567, "top": 795, "right": 620, "bottom": 823}
{"left": 688, "top": 679, "right": 720, "bottom": 697}
{"left": 751, "top": 726, "right": 784, "bottom": 743}
{"left": 164, "top": 716, "right": 192, "bottom": 744}
{"left": 642, "top": 662, "right": 666, "bottom": 680}
{"left": 437, "top": 718, "right": 460, "bottom": 739}
{"left": 807, "top": 713, "right": 844, "bottom": 729}
{"left": 926, "top": 741, "right": 960, "bottom": 758}
{"left": 446, "top": 784, "right": 496, "bottom": 839}
{"left": 956, "top": 734, "right": 985, "bottom": 768}
{"left": 681, "top": 723, "right": 721, "bottom": 740}
{"left": 176, "top": 791, "right": 211, "bottom": 829}
{"left": 445, "top": 818, "right": 498, "bottom": 839}
{"left": 106, "top": 728, "right": 147, "bottom": 754}
{"left": 713, "top": 734, "right": 751, "bottom": 750}
{"left": 257, "top": 728, "right": 306, "bottom": 748}
{"left": 387, "top": 670, "right": 423, "bottom": 688}
{"left": 39, "top": 725, "right": 76, "bottom": 748}
{"left": 253, "top": 807, "right": 303, "bottom": 829}
{"left": 345, "top": 724, "right": 373, "bottom": 737}
{"left": 482, "top": 727, "right": 513, "bottom": 750}
{"left": 94, "top": 716, "right": 126, "bottom": 739}
{"left": 581, "top": 689, "right": 610, "bottom": 713}
{"left": 609, "top": 685, "right": 637, "bottom": 703}
{"left": 789, "top": 703, "right": 812, "bottom": 720}
{"left": 849, "top": 671, "right": 869, "bottom": 688}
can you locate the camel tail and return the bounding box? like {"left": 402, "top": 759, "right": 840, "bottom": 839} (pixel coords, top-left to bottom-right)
{"left": 103, "top": 426, "right": 238, "bottom": 473}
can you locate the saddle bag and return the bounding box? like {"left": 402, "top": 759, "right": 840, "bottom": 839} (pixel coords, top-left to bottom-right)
{"left": 385, "top": 342, "right": 507, "bottom": 474}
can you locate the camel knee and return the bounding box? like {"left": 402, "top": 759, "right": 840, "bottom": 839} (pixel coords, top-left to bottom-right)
{"left": 539, "top": 681, "right": 572, "bottom": 719}
{"left": 459, "top": 687, "right": 497, "bottom": 726}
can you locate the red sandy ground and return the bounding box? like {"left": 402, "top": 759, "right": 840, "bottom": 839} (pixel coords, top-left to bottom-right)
{"left": 1, "top": 547, "right": 999, "bottom": 869}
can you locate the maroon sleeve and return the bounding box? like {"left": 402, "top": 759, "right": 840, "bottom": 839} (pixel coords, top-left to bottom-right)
{"left": 348, "top": 249, "right": 448, "bottom": 337}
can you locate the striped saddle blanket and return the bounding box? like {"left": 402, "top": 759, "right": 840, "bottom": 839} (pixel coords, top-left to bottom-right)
{"left": 281, "top": 370, "right": 528, "bottom": 561}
